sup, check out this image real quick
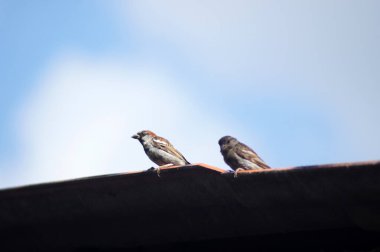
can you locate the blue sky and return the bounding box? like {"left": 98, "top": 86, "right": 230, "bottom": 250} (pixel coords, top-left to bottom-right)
{"left": 1, "top": 0, "right": 379, "bottom": 188}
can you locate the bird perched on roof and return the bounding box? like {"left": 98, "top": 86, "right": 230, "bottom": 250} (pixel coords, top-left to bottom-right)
{"left": 132, "top": 130, "right": 190, "bottom": 176}
{"left": 218, "top": 136, "right": 270, "bottom": 178}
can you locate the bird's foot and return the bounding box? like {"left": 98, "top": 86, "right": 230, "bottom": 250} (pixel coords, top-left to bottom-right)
{"left": 234, "top": 168, "right": 245, "bottom": 178}
{"left": 156, "top": 164, "right": 174, "bottom": 177}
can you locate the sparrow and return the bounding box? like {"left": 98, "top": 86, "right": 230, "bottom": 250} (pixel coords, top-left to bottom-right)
{"left": 218, "top": 136, "right": 270, "bottom": 177}
{"left": 132, "top": 130, "right": 190, "bottom": 176}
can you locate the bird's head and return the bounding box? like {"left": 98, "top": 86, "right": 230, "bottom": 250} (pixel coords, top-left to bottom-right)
{"left": 132, "top": 130, "right": 157, "bottom": 142}
{"left": 218, "top": 136, "right": 238, "bottom": 149}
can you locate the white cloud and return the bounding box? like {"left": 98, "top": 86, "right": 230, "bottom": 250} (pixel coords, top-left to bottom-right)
{"left": 114, "top": 0, "right": 380, "bottom": 162}
{"left": 116, "top": 1, "right": 379, "bottom": 80}
{"left": 3, "top": 0, "right": 380, "bottom": 188}
{"left": 5, "top": 52, "right": 242, "bottom": 188}
{"left": 117, "top": 0, "right": 257, "bottom": 76}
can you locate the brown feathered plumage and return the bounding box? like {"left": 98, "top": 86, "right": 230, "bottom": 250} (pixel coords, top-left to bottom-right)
{"left": 132, "top": 130, "right": 190, "bottom": 166}
{"left": 218, "top": 136, "right": 270, "bottom": 172}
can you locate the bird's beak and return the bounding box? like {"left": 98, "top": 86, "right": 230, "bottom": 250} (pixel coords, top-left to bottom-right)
{"left": 131, "top": 134, "right": 139, "bottom": 139}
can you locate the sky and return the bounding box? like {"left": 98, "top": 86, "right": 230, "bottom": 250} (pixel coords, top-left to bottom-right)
{"left": 0, "top": 0, "right": 379, "bottom": 189}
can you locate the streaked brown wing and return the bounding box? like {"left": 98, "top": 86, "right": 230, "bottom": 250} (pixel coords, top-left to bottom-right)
{"left": 152, "top": 137, "right": 190, "bottom": 164}
{"left": 235, "top": 142, "right": 270, "bottom": 169}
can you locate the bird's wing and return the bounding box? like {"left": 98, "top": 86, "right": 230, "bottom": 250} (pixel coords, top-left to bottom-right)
{"left": 152, "top": 137, "right": 190, "bottom": 164}
{"left": 235, "top": 143, "right": 270, "bottom": 169}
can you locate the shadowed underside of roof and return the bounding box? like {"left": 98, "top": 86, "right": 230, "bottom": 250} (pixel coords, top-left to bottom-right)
{"left": 0, "top": 161, "right": 380, "bottom": 251}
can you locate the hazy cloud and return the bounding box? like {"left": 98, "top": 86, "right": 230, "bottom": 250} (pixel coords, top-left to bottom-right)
{"left": 6, "top": 52, "right": 239, "bottom": 187}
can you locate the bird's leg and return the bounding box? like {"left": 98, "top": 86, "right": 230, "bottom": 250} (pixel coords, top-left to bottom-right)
{"left": 234, "top": 168, "right": 245, "bottom": 178}
{"left": 156, "top": 164, "right": 173, "bottom": 177}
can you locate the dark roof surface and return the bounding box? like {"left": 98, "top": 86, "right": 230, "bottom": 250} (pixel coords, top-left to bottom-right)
{"left": 1, "top": 161, "right": 380, "bottom": 251}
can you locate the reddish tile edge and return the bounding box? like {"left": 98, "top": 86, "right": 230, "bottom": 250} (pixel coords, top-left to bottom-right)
{"left": 2, "top": 160, "right": 379, "bottom": 191}
{"left": 128, "top": 160, "right": 380, "bottom": 175}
